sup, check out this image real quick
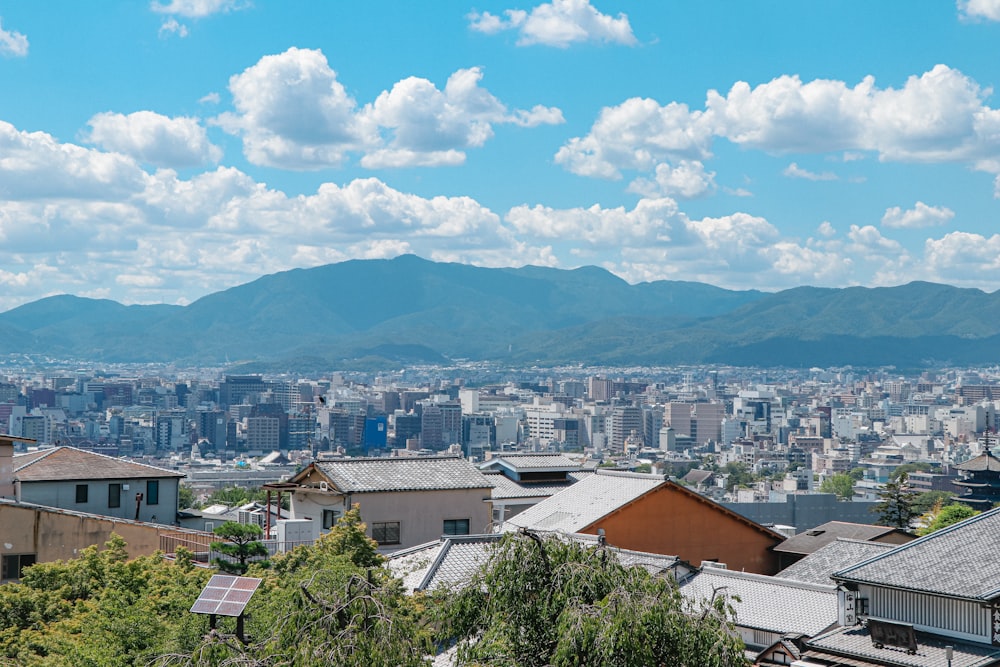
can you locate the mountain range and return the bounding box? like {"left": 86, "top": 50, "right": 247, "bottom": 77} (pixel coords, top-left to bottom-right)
{"left": 2, "top": 254, "right": 999, "bottom": 370}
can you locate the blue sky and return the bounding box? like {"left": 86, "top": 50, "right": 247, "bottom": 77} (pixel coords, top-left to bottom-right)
{"left": 3, "top": 1, "right": 1000, "bottom": 310}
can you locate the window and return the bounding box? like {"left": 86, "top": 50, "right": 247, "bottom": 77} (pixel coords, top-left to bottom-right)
{"left": 443, "top": 519, "right": 470, "bottom": 536}
{"left": 75, "top": 484, "right": 88, "bottom": 503}
{"left": 1, "top": 554, "right": 36, "bottom": 582}
{"left": 146, "top": 480, "right": 159, "bottom": 506}
{"left": 322, "top": 509, "right": 341, "bottom": 530}
{"left": 371, "top": 521, "right": 400, "bottom": 545}
{"left": 108, "top": 483, "right": 121, "bottom": 508}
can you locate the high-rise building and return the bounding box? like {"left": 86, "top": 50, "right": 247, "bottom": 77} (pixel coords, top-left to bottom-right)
{"left": 246, "top": 416, "right": 281, "bottom": 451}
{"left": 608, "top": 406, "right": 642, "bottom": 453}
{"left": 220, "top": 375, "right": 266, "bottom": 409}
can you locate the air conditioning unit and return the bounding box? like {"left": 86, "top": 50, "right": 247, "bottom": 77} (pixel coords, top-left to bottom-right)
{"left": 319, "top": 481, "right": 329, "bottom": 491}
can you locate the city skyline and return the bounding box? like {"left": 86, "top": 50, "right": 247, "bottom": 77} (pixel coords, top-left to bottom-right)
{"left": 4, "top": 1, "right": 1000, "bottom": 311}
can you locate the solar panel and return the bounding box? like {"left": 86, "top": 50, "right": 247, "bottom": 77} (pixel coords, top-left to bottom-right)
{"left": 190, "top": 574, "right": 262, "bottom": 616}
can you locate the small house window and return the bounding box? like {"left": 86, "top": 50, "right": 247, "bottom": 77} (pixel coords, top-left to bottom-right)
{"left": 371, "top": 521, "right": 400, "bottom": 545}
{"left": 322, "top": 509, "right": 340, "bottom": 530}
{"left": 1, "top": 554, "right": 35, "bottom": 582}
{"left": 75, "top": 484, "right": 88, "bottom": 503}
{"left": 443, "top": 519, "right": 470, "bottom": 536}
{"left": 109, "top": 483, "right": 121, "bottom": 508}
{"left": 146, "top": 480, "right": 159, "bottom": 505}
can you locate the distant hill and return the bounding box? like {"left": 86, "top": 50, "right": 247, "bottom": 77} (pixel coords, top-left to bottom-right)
{"left": 2, "top": 255, "right": 999, "bottom": 369}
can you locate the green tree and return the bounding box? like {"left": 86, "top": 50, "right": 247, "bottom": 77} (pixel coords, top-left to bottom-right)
{"left": 848, "top": 467, "right": 866, "bottom": 481}
{"left": 917, "top": 502, "right": 979, "bottom": 536}
{"left": 1, "top": 534, "right": 211, "bottom": 665}
{"left": 178, "top": 484, "right": 196, "bottom": 510}
{"left": 911, "top": 490, "right": 957, "bottom": 516}
{"left": 436, "top": 531, "right": 747, "bottom": 667}
{"left": 873, "top": 472, "right": 917, "bottom": 530}
{"left": 271, "top": 504, "right": 382, "bottom": 574}
{"left": 820, "top": 473, "right": 856, "bottom": 500}
{"left": 722, "top": 461, "right": 754, "bottom": 492}
{"left": 211, "top": 521, "right": 269, "bottom": 574}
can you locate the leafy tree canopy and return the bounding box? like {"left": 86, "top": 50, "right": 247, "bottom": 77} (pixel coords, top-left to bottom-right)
{"left": 820, "top": 473, "right": 856, "bottom": 501}
{"left": 435, "top": 530, "right": 747, "bottom": 667}
{"left": 211, "top": 521, "right": 269, "bottom": 575}
{"left": 917, "top": 502, "right": 980, "bottom": 536}
{"left": 873, "top": 472, "right": 918, "bottom": 531}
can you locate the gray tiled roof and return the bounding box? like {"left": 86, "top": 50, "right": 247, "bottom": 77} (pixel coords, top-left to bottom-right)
{"left": 773, "top": 521, "right": 905, "bottom": 555}
{"left": 14, "top": 446, "right": 184, "bottom": 481}
{"left": 806, "top": 624, "right": 1000, "bottom": 667}
{"left": 311, "top": 456, "right": 494, "bottom": 493}
{"left": 777, "top": 538, "right": 896, "bottom": 586}
{"left": 485, "top": 470, "right": 591, "bottom": 500}
{"left": 834, "top": 505, "right": 1000, "bottom": 600}
{"left": 502, "top": 470, "right": 665, "bottom": 533}
{"left": 955, "top": 451, "right": 1000, "bottom": 472}
{"left": 680, "top": 569, "right": 838, "bottom": 637}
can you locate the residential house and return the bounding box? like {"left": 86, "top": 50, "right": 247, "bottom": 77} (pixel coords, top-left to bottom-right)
{"left": 264, "top": 455, "right": 493, "bottom": 552}
{"left": 478, "top": 453, "right": 590, "bottom": 525}
{"left": 504, "top": 469, "right": 785, "bottom": 574}
{"left": 800, "top": 506, "right": 1000, "bottom": 666}
{"left": 5, "top": 444, "right": 184, "bottom": 524}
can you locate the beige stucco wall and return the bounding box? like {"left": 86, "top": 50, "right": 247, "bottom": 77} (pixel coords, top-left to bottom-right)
{"left": 290, "top": 487, "right": 493, "bottom": 552}
{"left": 0, "top": 502, "right": 167, "bottom": 565}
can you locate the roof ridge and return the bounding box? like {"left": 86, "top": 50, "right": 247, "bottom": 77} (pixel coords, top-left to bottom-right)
{"left": 13, "top": 446, "right": 60, "bottom": 472}
{"left": 594, "top": 469, "right": 667, "bottom": 481}
{"left": 695, "top": 567, "right": 837, "bottom": 593}
{"left": 833, "top": 504, "right": 1000, "bottom": 581}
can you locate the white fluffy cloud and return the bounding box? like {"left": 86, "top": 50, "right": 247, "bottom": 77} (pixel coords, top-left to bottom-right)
{"left": 924, "top": 231, "right": 1000, "bottom": 285}
{"left": 0, "top": 121, "right": 148, "bottom": 200}
{"left": 85, "top": 111, "right": 222, "bottom": 168}
{"left": 881, "top": 201, "right": 955, "bottom": 229}
{"left": 559, "top": 65, "right": 1000, "bottom": 189}
{"left": 0, "top": 111, "right": 997, "bottom": 309}
{"left": 158, "top": 18, "right": 189, "bottom": 38}
{"left": 783, "top": 162, "right": 837, "bottom": 181}
{"left": 149, "top": 0, "right": 249, "bottom": 17}
{"left": 218, "top": 48, "right": 561, "bottom": 169}
{"left": 507, "top": 197, "right": 680, "bottom": 245}
{"left": 469, "top": 0, "right": 636, "bottom": 47}
{"left": 627, "top": 160, "right": 716, "bottom": 198}
{"left": 216, "top": 47, "right": 374, "bottom": 169}
{"left": 555, "top": 98, "right": 711, "bottom": 178}
{"left": 363, "top": 67, "right": 563, "bottom": 168}
{"left": 0, "top": 18, "right": 28, "bottom": 57}
{"left": 959, "top": 0, "right": 1000, "bottom": 20}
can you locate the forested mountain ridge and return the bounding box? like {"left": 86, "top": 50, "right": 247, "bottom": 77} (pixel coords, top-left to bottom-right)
{"left": 1, "top": 256, "right": 996, "bottom": 368}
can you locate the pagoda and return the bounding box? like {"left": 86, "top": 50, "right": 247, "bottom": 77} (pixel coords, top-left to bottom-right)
{"left": 952, "top": 429, "right": 1000, "bottom": 508}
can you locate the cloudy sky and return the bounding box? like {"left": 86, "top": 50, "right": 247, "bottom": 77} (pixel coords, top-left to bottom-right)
{"left": 3, "top": 1, "right": 1000, "bottom": 310}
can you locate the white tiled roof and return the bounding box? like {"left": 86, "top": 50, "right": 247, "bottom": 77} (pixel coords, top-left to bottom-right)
{"left": 680, "top": 568, "right": 838, "bottom": 637}
{"left": 388, "top": 532, "right": 682, "bottom": 594}
{"left": 503, "top": 470, "right": 665, "bottom": 534}
{"left": 311, "top": 456, "right": 494, "bottom": 493}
